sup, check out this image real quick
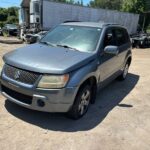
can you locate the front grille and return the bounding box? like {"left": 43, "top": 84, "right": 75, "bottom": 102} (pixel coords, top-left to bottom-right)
{"left": 2, "top": 85, "right": 32, "bottom": 105}
{"left": 3, "top": 64, "right": 40, "bottom": 85}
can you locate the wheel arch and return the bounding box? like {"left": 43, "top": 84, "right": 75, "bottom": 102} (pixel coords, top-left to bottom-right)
{"left": 124, "top": 50, "right": 132, "bottom": 67}
{"left": 127, "top": 56, "right": 132, "bottom": 66}
{"left": 76, "top": 76, "right": 98, "bottom": 104}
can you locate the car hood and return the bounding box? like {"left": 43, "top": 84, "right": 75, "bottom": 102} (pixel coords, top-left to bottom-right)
{"left": 3, "top": 43, "right": 96, "bottom": 74}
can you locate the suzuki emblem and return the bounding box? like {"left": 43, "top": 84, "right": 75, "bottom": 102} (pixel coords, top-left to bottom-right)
{"left": 14, "top": 70, "right": 21, "bottom": 80}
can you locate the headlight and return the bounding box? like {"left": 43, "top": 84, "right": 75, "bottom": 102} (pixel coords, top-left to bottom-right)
{"left": 37, "top": 74, "right": 69, "bottom": 89}
{"left": 0, "top": 59, "right": 4, "bottom": 75}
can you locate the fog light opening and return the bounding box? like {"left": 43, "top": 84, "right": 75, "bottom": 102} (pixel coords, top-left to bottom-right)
{"left": 37, "top": 99, "right": 45, "bottom": 107}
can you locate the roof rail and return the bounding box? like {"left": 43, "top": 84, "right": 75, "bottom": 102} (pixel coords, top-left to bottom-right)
{"left": 98, "top": 21, "right": 121, "bottom": 26}
{"left": 63, "top": 20, "right": 81, "bottom": 23}
{"left": 103, "top": 23, "right": 120, "bottom": 26}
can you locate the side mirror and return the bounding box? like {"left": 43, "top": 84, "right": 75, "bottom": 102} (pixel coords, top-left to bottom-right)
{"left": 104, "top": 46, "right": 119, "bottom": 55}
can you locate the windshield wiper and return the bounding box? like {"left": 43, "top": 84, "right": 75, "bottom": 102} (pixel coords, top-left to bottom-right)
{"left": 40, "top": 41, "right": 56, "bottom": 47}
{"left": 56, "top": 44, "right": 79, "bottom": 51}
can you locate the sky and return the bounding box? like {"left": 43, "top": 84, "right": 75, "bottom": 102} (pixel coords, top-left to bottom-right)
{"left": 0, "top": 0, "right": 91, "bottom": 8}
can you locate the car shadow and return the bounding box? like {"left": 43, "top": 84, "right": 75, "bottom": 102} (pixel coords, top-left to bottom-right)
{"left": 5, "top": 73, "right": 139, "bottom": 132}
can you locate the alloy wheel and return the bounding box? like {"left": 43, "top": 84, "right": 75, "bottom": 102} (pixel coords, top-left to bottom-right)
{"left": 78, "top": 89, "right": 91, "bottom": 115}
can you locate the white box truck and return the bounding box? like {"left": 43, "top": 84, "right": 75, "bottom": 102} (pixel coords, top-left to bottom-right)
{"left": 20, "top": 0, "right": 139, "bottom": 34}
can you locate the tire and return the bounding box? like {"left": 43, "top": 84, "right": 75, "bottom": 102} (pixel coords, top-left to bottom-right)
{"left": 118, "top": 62, "right": 129, "bottom": 81}
{"left": 67, "top": 84, "right": 92, "bottom": 120}
{"left": 2, "top": 31, "right": 4, "bottom": 36}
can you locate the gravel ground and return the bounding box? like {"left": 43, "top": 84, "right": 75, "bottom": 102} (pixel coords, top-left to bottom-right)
{"left": 0, "top": 36, "right": 23, "bottom": 44}
{"left": 0, "top": 41, "right": 150, "bottom": 150}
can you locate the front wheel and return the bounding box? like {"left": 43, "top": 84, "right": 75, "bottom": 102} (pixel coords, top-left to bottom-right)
{"left": 67, "top": 85, "right": 91, "bottom": 119}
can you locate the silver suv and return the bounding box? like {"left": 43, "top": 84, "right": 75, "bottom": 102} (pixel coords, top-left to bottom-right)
{"left": 1, "top": 22, "right": 132, "bottom": 119}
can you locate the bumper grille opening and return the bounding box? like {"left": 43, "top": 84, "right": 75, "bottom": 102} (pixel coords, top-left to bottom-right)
{"left": 3, "top": 64, "right": 40, "bottom": 85}
{"left": 2, "top": 85, "right": 32, "bottom": 105}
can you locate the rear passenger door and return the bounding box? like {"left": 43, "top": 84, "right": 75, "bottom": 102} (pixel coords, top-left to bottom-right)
{"left": 114, "top": 28, "right": 131, "bottom": 69}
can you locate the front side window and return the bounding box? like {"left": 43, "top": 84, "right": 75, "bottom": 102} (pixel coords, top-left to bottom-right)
{"left": 103, "top": 29, "right": 117, "bottom": 48}
{"left": 40, "top": 25, "right": 102, "bottom": 52}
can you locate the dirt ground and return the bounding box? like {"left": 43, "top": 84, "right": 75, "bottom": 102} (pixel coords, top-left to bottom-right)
{"left": 0, "top": 41, "right": 150, "bottom": 150}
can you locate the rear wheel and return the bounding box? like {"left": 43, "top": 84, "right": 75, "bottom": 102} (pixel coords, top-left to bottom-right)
{"left": 118, "top": 62, "right": 129, "bottom": 81}
{"left": 67, "top": 84, "right": 91, "bottom": 119}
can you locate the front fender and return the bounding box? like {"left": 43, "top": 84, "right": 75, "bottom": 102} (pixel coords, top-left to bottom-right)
{"left": 67, "top": 59, "right": 98, "bottom": 88}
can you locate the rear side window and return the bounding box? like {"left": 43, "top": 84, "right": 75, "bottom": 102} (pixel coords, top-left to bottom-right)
{"left": 124, "top": 29, "right": 130, "bottom": 42}
{"left": 115, "top": 28, "right": 129, "bottom": 46}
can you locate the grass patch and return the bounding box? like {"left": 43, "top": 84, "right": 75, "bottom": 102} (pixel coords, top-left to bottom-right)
{"left": 147, "top": 26, "right": 150, "bottom": 33}
{"left": 3, "top": 32, "right": 9, "bottom": 37}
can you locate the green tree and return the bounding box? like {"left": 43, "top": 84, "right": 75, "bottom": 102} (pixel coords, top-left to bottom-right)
{"left": 89, "top": 0, "right": 123, "bottom": 10}
{"left": 55, "top": 0, "right": 67, "bottom": 2}
{"left": 55, "top": 0, "right": 74, "bottom": 4}
{"left": 121, "top": 0, "right": 150, "bottom": 13}
{"left": 0, "top": 8, "right": 8, "bottom": 22}
{"left": 7, "top": 7, "right": 18, "bottom": 16}
{"left": 145, "top": 0, "right": 150, "bottom": 11}
{"left": 121, "top": 0, "right": 146, "bottom": 13}
{"left": 6, "top": 15, "right": 18, "bottom": 24}
{"left": 0, "top": 7, "right": 19, "bottom": 27}
{"left": 81, "top": 0, "right": 83, "bottom": 6}
{"left": 121, "top": 0, "right": 150, "bottom": 30}
{"left": 74, "top": 0, "right": 83, "bottom": 6}
{"left": 89, "top": 0, "right": 150, "bottom": 30}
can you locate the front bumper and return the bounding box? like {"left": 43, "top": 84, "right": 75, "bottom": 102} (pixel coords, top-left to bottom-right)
{"left": 0, "top": 75, "right": 78, "bottom": 113}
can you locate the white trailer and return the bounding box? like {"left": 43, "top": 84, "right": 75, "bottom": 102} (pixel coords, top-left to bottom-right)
{"left": 20, "top": 0, "right": 139, "bottom": 34}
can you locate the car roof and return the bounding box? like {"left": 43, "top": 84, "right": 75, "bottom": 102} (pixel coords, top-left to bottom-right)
{"left": 61, "top": 22, "right": 123, "bottom": 28}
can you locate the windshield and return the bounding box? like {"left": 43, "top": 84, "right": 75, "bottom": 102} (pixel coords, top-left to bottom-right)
{"left": 7, "top": 24, "right": 17, "bottom": 28}
{"left": 40, "top": 25, "right": 102, "bottom": 52}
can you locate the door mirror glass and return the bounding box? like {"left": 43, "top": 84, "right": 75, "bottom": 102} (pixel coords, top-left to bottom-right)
{"left": 104, "top": 46, "right": 119, "bottom": 55}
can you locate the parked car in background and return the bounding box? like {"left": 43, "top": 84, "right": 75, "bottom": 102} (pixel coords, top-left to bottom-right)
{"left": 2, "top": 24, "right": 18, "bottom": 36}
{"left": 131, "top": 33, "right": 150, "bottom": 48}
{"left": 1, "top": 22, "right": 132, "bottom": 119}
{"left": 25, "top": 31, "right": 48, "bottom": 44}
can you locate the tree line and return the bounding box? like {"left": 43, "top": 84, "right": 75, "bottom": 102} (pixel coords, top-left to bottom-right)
{"left": 57, "top": 0, "right": 150, "bottom": 30}
{"left": 89, "top": 0, "right": 150, "bottom": 30}
{"left": 54, "top": 0, "right": 150, "bottom": 14}
{"left": 0, "top": 7, "right": 19, "bottom": 27}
